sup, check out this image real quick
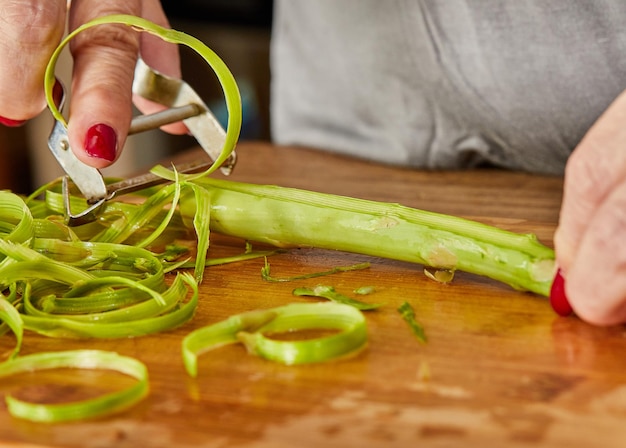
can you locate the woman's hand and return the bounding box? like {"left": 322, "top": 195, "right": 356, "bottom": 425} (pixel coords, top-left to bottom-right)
{"left": 0, "top": 0, "right": 185, "bottom": 168}
{"left": 554, "top": 89, "right": 626, "bottom": 325}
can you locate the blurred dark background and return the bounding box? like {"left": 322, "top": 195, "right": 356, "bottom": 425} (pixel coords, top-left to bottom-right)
{"left": 162, "top": 0, "right": 273, "bottom": 28}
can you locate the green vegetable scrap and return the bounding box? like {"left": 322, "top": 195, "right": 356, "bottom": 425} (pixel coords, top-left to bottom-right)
{"left": 182, "top": 302, "right": 368, "bottom": 377}
{"left": 0, "top": 350, "right": 148, "bottom": 423}
{"left": 293, "top": 285, "right": 382, "bottom": 311}
{"left": 397, "top": 301, "right": 427, "bottom": 343}
{"left": 261, "top": 257, "right": 370, "bottom": 282}
{"left": 0, "top": 287, "right": 23, "bottom": 360}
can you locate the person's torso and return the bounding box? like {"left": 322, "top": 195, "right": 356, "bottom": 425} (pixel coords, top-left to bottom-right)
{"left": 270, "top": 0, "right": 626, "bottom": 174}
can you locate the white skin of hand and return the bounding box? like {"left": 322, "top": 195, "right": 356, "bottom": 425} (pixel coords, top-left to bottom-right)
{"left": 0, "top": 0, "right": 186, "bottom": 168}
{"left": 554, "top": 89, "right": 626, "bottom": 326}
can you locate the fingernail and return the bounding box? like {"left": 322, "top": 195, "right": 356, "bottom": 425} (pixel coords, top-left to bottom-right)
{"left": 550, "top": 268, "right": 573, "bottom": 317}
{"left": 0, "top": 116, "right": 26, "bottom": 127}
{"left": 84, "top": 123, "right": 117, "bottom": 161}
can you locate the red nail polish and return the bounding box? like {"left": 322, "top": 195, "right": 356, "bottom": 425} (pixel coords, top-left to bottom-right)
{"left": 550, "top": 268, "right": 573, "bottom": 317}
{"left": 0, "top": 116, "right": 26, "bottom": 127}
{"left": 84, "top": 123, "right": 117, "bottom": 161}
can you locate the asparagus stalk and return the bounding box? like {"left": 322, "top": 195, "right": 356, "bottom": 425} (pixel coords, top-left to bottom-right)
{"left": 189, "top": 177, "right": 555, "bottom": 296}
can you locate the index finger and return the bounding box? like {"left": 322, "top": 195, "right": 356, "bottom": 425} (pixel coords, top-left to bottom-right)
{"left": 66, "top": 1, "right": 142, "bottom": 168}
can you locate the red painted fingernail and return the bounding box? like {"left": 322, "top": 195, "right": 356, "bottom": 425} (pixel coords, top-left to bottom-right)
{"left": 0, "top": 116, "right": 26, "bottom": 127}
{"left": 84, "top": 123, "right": 117, "bottom": 161}
{"left": 550, "top": 268, "right": 573, "bottom": 316}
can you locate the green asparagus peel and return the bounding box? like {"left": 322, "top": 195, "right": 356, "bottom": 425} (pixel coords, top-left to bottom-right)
{"left": 21, "top": 274, "right": 198, "bottom": 339}
{"left": 0, "top": 350, "right": 148, "bottom": 422}
{"left": 182, "top": 302, "right": 368, "bottom": 377}
{"left": 237, "top": 303, "right": 368, "bottom": 365}
{"left": 261, "top": 257, "right": 371, "bottom": 282}
{"left": 397, "top": 301, "right": 427, "bottom": 343}
{"left": 0, "top": 286, "right": 24, "bottom": 360}
{"left": 0, "top": 198, "right": 199, "bottom": 337}
{"left": 293, "top": 285, "right": 383, "bottom": 310}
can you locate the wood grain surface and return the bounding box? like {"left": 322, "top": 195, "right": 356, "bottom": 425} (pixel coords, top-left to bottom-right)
{"left": 3, "top": 143, "right": 625, "bottom": 448}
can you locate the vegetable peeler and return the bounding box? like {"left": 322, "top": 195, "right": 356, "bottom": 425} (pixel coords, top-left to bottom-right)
{"left": 47, "top": 57, "right": 236, "bottom": 226}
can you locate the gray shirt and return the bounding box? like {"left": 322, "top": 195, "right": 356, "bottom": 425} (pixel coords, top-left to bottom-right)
{"left": 270, "top": 1, "right": 626, "bottom": 174}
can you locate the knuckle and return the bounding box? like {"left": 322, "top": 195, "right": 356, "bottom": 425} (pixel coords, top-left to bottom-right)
{"left": 564, "top": 142, "right": 612, "bottom": 207}
{"left": 69, "top": 4, "right": 141, "bottom": 58}
{"left": 71, "top": 23, "right": 140, "bottom": 59}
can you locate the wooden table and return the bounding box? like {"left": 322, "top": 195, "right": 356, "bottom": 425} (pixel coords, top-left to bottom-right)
{"left": 3, "top": 142, "right": 625, "bottom": 448}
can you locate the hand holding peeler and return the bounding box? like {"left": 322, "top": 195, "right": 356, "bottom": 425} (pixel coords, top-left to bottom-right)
{"left": 47, "top": 57, "right": 236, "bottom": 226}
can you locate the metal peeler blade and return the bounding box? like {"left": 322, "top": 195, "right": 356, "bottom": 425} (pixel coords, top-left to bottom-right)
{"left": 47, "top": 57, "right": 236, "bottom": 226}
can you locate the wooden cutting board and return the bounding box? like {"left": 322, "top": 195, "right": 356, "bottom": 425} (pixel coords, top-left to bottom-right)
{"left": 4, "top": 143, "right": 625, "bottom": 448}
